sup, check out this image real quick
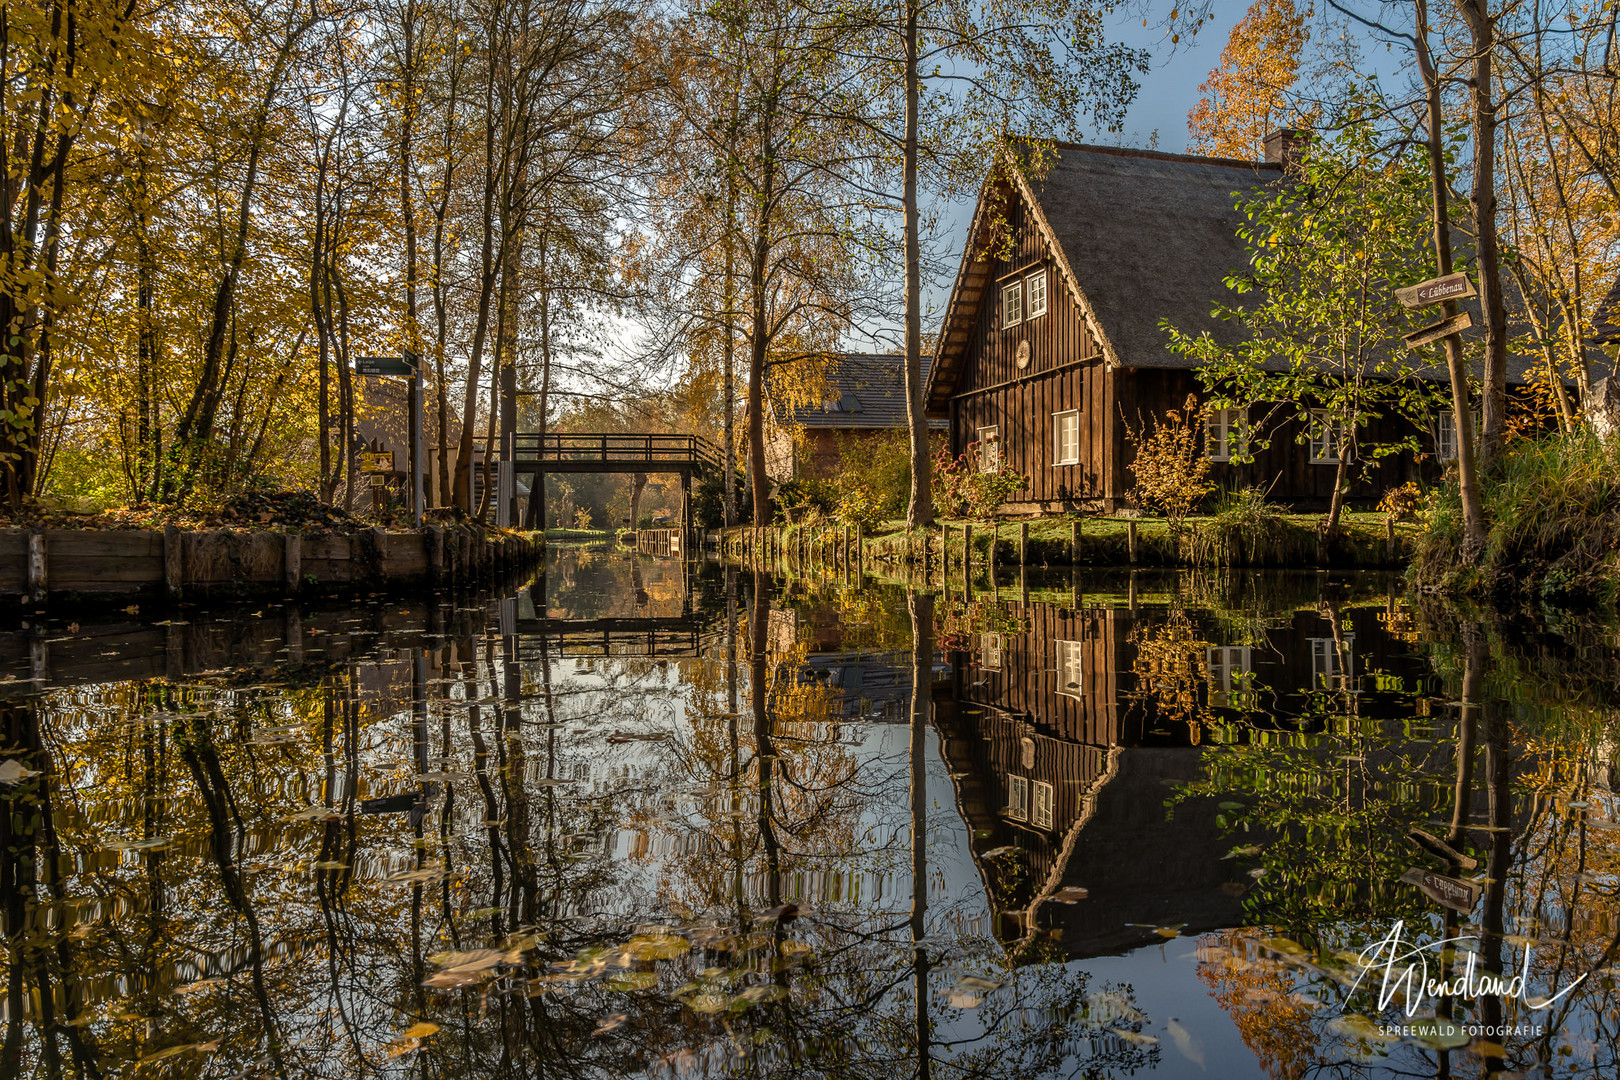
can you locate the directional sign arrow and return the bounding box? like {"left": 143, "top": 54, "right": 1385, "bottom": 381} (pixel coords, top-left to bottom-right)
{"left": 1396, "top": 273, "right": 1477, "bottom": 309}
{"left": 354, "top": 355, "right": 416, "bottom": 377}
{"left": 1403, "top": 311, "right": 1474, "bottom": 350}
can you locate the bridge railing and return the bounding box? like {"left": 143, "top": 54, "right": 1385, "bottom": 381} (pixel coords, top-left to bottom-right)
{"left": 511, "top": 433, "right": 720, "bottom": 470}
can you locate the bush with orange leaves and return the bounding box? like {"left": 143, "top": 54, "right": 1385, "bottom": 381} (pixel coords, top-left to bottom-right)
{"left": 1125, "top": 395, "right": 1215, "bottom": 535}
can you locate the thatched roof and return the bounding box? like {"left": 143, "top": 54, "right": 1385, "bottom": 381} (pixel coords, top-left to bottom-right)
{"left": 1029, "top": 144, "right": 1279, "bottom": 370}
{"left": 775, "top": 352, "right": 945, "bottom": 431}
{"left": 927, "top": 141, "right": 1587, "bottom": 411}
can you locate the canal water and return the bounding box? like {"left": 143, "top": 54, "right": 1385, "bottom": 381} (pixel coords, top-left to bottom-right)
{"left": 3, "top": 548, "right": 1617, "bottom": 1077}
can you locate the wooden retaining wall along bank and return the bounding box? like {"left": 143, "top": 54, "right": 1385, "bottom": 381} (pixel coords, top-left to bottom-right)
{"left": 1, "top": 524, "right": 541, "bottom": 606}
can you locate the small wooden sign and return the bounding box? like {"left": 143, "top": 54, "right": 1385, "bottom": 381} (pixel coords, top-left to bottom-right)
{"left": 1404, "top": 311, "right": 1474, "bottom": 350}
{"left": 1399, "top": 866, "right": 1482, "bottom": 912}
{"left": 355, "top": 355, "right": 417, "bottom": 377}
{"left": 361, "top": 450, "right": 395, "bottom": 474}
{"left": 1396, "top": 273, "right": 1477, "bottom": 309}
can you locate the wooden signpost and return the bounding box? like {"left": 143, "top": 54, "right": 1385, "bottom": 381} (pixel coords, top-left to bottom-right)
{"left": 1404, "top": 311, "right": 1474, "bottom": 350}
{"left": 1395, "top": 272, "right": 1477, "bottom": 309}
{"left": 353, "top": 350, "right": 425, "bottom": 527}
{"left": 1399, "top": 866, "right": 1482, "bottom": 913}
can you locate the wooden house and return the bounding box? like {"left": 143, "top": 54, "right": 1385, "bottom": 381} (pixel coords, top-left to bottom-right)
{"left": 936, "top": 591, "right": 1451, "bottom": 954}
{"left": 924, "top": 135, "right": 1538, "bottom": 513}
{"left": 764, "top": 353, "right": 945, "bottom": 481}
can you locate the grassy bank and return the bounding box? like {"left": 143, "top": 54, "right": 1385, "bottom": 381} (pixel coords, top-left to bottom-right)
{"left": 1416, "top": 429, "right": 1620, "bottom": 606}
{"left": 759, "top": 508, "right": 1415, "bottom": 570}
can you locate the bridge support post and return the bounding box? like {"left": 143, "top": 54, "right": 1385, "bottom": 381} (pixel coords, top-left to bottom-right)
{"left": 681, "top": 472, "right": 692, "bottom": 560}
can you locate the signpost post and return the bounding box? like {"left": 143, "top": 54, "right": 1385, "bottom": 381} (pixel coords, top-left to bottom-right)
{"left": 353, "top": 352, "right": 423, "bottom": 526}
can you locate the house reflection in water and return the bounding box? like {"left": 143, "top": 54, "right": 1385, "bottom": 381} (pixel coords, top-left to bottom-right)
{"left": 934, "top": 589, "right": 1432, "bottom": 959}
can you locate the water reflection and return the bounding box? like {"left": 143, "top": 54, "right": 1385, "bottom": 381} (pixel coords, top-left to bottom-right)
{"left": 2, "top": 551, "right": 1619, "bottom": 1076}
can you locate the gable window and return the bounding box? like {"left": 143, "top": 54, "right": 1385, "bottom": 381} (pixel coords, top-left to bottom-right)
{"left": 1056, "top": 639, "right": 1084, "bottom": 697}
{"left": 1006, "top": 775, "right": 1030, "bottom": 822}
{"left": 1206, "top": 408, "right": 1248, "bottom": 463}
{"left": 1436, "top": 412, "right": 1457, "bottom": 462}
{"left": 1026, "top": 270, "right": 1048, "bottom": 319}
{"left": 977, "top": 426, "right": 1000, "bottom": 473}
{"left": 1033, "top": 781, "right": 1055, "bottom": 830}
{"left": 1001, "top": 280, "right": 1023, "bottom": 328}
{"left": 1053, "top": 410, "right": 1080, "bottom": 466}
{"left": 1308, "top": 411, "right": 1348, "bottom": 465}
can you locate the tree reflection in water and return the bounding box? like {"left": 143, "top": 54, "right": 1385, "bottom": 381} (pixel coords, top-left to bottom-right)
{"left": 6, "top": 559, "right": 1620, "bottom": 1077}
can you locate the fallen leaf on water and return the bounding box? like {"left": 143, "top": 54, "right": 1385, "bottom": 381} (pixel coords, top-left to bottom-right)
{"left": 1328, "top": 1014, "right": 1395, "bottom": 1043}
{"left": 593, "top": 1013, "right": 628, "bottom": 1035}
{"left": 1111, "top": 1028, "right": 1159, "bottom": 1047}
{"left": 0, "top": 760, "right": 42, "bottom": 785}
{"left": 735, "top": 984, "right": 788, "bottom": 1006}
{"left": 946, "top": 990, "right": 982, "bottom": 1009}
{"left": 423, "top": 948, "right": 518, "bottom": 987}
{"left": 604, "top": 971, "right": 658, "bottom": 992}
{"left": 1154, "top": 925, "right": 1183, "bottom": 939}
{"left": 401, "top": 1023, "right": 439, "bottom": 1038}
{"left": 686, "top": 991, "right": 731, "bottom": 1014}
{"left": 627, "top": 933, "right": 690, "bottom": 961}
{"left": 1166, "top": 1019, "right": 1204, "bottom": 1067}
{"left": 1051, "top": 886, "right": 1089, "bottom": 903}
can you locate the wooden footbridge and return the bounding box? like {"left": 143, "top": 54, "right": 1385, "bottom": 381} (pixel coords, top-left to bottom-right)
{"left": 496, "top": 433, "right": 720, "bottom": 538}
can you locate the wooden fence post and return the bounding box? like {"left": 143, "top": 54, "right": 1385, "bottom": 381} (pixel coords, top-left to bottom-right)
{"left": 1019, "top": 522, "right": 1028, "bottom": 567}
{"left": 27, "top": 531, "right": 46, "bottom": 605}
{"left": 1385, "top": 514, "right": 1396, "bottom": 562}
{"left": 1127, "top": 521, "right": 1138, "bottom": 565}
{"left": 1071, "top": 518, "right": 1081, "bottom": 566}
{"left": 163, "top": 525, "right": 183, "bottom": 602}
{"left": 284, "top": 532, "right": 302, "bottom": 592}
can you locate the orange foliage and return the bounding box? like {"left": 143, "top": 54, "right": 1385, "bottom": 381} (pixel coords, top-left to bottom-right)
{"left": 1187, "top": 0, "right": 1314, "bottom": 161}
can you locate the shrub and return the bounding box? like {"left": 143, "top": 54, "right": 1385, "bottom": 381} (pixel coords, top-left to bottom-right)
{"left": 573, "top": 507, "right": 593, "bottom": 530}
{"left": 932, "top": 441, "right": 1027, "bottom": 520}
{"left": 1191, "top": 487, "right": 1306, "bottom": 566}
{"left": 1125, "top": 395, "right": 1213, "bottom": 534}
{"left": 1378, "top": 482, "right": 1424, "bottom": 522}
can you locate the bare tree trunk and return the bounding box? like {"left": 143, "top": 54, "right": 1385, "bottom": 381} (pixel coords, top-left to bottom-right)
{"left": 902, "top": 0, "right": 931, "bottom": 529}
{"left": 1456, "top": 0, "right": 1509, "bottom": 464}
{"left": 1417, "top": 0, "right": 1487, "bottom": 562}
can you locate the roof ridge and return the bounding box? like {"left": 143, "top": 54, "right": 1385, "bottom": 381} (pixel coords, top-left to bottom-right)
{"left": 1044, "top": 140, "right": 1283, "bottom": 172}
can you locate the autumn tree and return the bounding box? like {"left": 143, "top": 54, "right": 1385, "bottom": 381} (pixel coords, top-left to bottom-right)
{"left": 1187, "top": 0, "right": 1315, "bottom": 160}
{"left": 1164, "top": 120, "right": 1448, "bottom": 541}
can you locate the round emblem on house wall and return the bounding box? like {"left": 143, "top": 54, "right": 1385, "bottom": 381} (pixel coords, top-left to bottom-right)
{"left": 1016, "top": 341, "right": 1031, "bottom": 369}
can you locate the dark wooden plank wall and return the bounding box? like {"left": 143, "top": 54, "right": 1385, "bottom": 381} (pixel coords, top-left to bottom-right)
{"left": 957, "top": 604, "right": 1133, "bottom": 746}
{"left": 948, "top": 195, "right": 1111, "bottom": 507}
{"left": 1115, "top": 369, "right": 1437, "bottom": 505}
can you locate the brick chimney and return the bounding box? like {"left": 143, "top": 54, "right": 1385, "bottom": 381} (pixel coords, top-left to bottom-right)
{"left": 1262, "top": 128, "right": 1310, "bottom": 171}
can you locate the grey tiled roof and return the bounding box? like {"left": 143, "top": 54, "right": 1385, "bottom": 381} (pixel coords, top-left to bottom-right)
{"left": 779, "top": 353, "right": 947, "bottom": 430}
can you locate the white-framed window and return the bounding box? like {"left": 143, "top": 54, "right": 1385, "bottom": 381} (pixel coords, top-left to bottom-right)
{"left": 1006, "top": 775, "right": 1031, "bottom": 822}
{"left": 1310, "top": 635, "right": 1355, "bottom": 690}
{"left": 1026, "top": 270, "right": 1048, "bottom": 319}
{"left": 1001, "top": 280, "right": 1023, "bottom": 328}
{"left": 980, "top": 633, "right": 1002, "bottom": 672}
{"left": 1205, "top": 645, "right": 1253, "bottom": 708}
{"left": 1308, "top": 411, "right": 1349, "bottom": 465}
{"left": 1436, "top": 411, "right": 1457, "bottom": 462}
{"left": 977, "top": 426, "right": 1000, "bottom": 473}
{"left": 1056, "top": 639, "right": 1084, "bottom": 697}
{"left": 1033, "top": 781, "right": 1055, "bottom": 829}
{"left": 1053, "top": 410, "right": 1080, "bottom": 466}
{"left": 1206, "top": 408, "right": 1249, "bottom": 463}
